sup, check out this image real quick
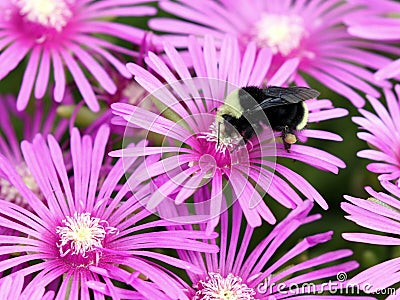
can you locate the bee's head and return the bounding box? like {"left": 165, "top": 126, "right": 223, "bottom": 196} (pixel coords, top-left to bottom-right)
{"left": 216, "top": 89, "right": 244, "bottom": 121}
{"left": 202, "top": 89, "right": 248, "bottom": 152}
{"left": 206, "top": 106, "right": 243, "bottom": 152}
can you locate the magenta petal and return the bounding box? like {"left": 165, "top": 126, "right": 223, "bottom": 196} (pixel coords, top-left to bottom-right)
{"left": 34, "top": 48, "right": 50, "bottom": 99}
{"left": 17, "top": 47, "right": 41, "bottom": 111}
{"left": 69, "top": 44, "right": 117, "bottom": 94}
{"left": 349, "top": 25, "right": 400, "bottom": 40}
{"left": 268, "top": 58, "right": 300, "bottom": 86}
{"left": 343, "top": 233, "right": 400, "bottom": 245}
{"left": 61, "top": 50, "right": 99, "bottom": 111}
{"left": 376, "top": 58, "right": 400, "bottom": 80}
{"left": 229, "top": 170, "right": 263, "bottom": 227}
{"left": 51, "top": 50, "right": 66, "bottom": 103}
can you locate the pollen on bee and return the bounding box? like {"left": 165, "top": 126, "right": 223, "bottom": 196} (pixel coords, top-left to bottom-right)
{"left": 284, "top": 133, "right": 297, "bottom": 145}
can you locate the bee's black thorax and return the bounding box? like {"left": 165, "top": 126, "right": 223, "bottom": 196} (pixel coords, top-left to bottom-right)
{"left": 222, "top": 114, "right": 257, "bottom": 142}
{"left": 239, "top": 86, "right": 267, "bottom": 110}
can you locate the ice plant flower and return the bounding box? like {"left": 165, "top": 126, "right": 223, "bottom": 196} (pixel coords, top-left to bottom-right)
{"left": 171, "top": 200, "right": 372, "bottom": 299}
{"left": 111, "top": 35, "right": 347, "bottom": 232}
{"left": 0, "top": 94, "right": 69, "bottom": 208}
{"left": 0, "top": 125, "right": 218, "bottom": 299}
{"left": 342, "top": 180, "right": 400, "bottom": 298}
{"left": 0, "top": 0, "right": 157, "bottom": 111}
{"left": 149, "top": 0, "right": 394, "bottom": 107}
{"left": 353, "top": 85, "right": 400, "bottom": 183}
{"left": 345, "top": 0, "right": 400, "bottom": 80}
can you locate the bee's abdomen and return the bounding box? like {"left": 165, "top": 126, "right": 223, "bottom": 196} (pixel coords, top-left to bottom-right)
{"left": 264, "top": 103, "right": 305, "bottom": 131}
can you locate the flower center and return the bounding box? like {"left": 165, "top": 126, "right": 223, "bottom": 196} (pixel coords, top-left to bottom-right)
{"left": 0, "top": 163, "right": 41, "bottom": 207}
{"left": 194, "top": 273, "right": 256, "bottom": 300}
{"left": 56, "top": 212, "right": 118, "bottom": 265}
{"left": 254, "top": 13, "right": 306, "bottom": 56}
{"left": 195, "top": 121, "right": 253, "bottom": 170}
{"left": 14, "top": 0, "right": 73, "bottom": 31}
{"left": 200, "top": 122, "right": 244, "bottom": 154}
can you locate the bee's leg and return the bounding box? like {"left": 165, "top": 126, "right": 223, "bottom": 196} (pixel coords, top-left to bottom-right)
{"left": 217, "top": 121, "right": 221, "bottom": 148}
{"left": 242, "top": 127, "right": 254, "bottom": 142}
{"left": 283, "top": 141, "right": 291, "bottom": 152}
{"left": 281, "top": 126, "right": 292, "bottom": 153}
{"left": 240, "top": 126, "right": 259, "bottom": 149}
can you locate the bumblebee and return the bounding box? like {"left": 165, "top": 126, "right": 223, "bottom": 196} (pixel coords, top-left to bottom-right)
{"left": 215, "top": 86, "right": 320, "bottom": 151}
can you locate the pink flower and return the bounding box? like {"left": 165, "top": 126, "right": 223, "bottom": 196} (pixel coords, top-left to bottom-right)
{"left": 111, "top": 35, "right": 347, "bottom": 232}
{"left": 342, "top": 180, "right": 400, "bottom": 298}
{"left": 0, "top": 125, "right": 218, "bottom": 299}
{"left": 141, "top": 201, "right": 371, "bottom": 299}
{"left": 0, "top": 93, "right": 69, "bottom": 208}
{"left": 353, "top": 85, "right": 400, "bottom": 183}
{"left": 0, "top": 0, "right": 157, "bottom": 111}
{"left": 345, "top": 0, "right": 400, "bottom": 80}
{"left": 149, "top": 0, "right": 393, "bottom": 107}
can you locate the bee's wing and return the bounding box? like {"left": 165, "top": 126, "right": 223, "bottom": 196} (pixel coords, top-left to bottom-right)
{"left": 255, "top": 86, "right": 320, "bottom": 110}
{"left": 255, "top": 97, "right": 290, "bottom": 110}
{"left": 264, "top": 86, "right": 320, "bottom": 103}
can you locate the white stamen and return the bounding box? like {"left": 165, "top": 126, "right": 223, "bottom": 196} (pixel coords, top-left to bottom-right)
{"left": 56, "top": 212, "right": 118, "bottom": 259}
{"left": 14, "top": 0, "right": 74, "bottom": 31}
{"left": 0, "top": 163, "right": 41, "bottom": 206}
{"left": 199, "top": 122, "right": 243, "bottom": 153}
{"left": 255, "top": 13, "right": 306, "bottom": 56}
{"left": 194, "top": 273, "right": 256, "bottom": 300}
